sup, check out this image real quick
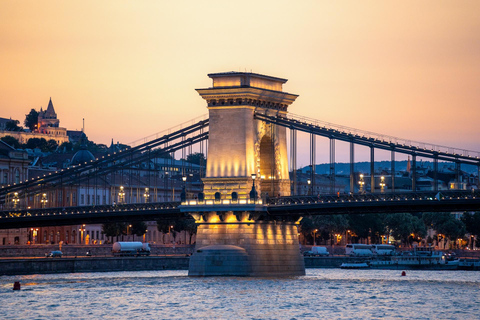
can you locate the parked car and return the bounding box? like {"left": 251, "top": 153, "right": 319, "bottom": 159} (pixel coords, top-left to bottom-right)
{"left": 46, "top": 250, "right": 63, "bottom": 258}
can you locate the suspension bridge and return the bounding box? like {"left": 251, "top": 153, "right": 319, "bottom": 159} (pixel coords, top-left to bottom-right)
{"left": 1, "top": 71, "right": 478, "bottom": 276}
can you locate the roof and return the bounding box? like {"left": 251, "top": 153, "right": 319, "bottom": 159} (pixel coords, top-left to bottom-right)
{"left": 45, "top": 97, "right": 56, "bottom": 116}
{"left": 207, "top": 71, "right": 288, "bottom": 83}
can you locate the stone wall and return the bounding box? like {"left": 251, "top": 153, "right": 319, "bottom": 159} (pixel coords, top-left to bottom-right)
{"left": 0, "top": 256, "right": 189, "bottom": 276}
{"left": 0, "top": 244, "right": 194, "bottom": 257}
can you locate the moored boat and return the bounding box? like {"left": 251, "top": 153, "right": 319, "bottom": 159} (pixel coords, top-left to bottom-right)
{"left": 369, "top": 246, "right": 460, "bottom": 270}
{"left": 340, "top": 261, "right": 370, "bottom": 269}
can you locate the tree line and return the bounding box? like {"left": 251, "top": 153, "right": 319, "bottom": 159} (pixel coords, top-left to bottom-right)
{"left": 300, "top": 211, "right": 480, "bottom": 248}
{"left": 101, "top": 218, "right": 197, "bottom": 244}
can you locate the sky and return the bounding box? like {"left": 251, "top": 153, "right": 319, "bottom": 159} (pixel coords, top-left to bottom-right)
{"left": 1, "top": 1, "right": 479, "bottom": 164}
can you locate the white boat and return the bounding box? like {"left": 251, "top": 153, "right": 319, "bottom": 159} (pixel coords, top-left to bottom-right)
{"left": 369, "top": 246, "right": 460, "bottom": 270}
{"left": 340, "top": 261, "right": 370, "bottom": 269}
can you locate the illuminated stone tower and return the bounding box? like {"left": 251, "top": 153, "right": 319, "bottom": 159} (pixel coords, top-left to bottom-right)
{"left": 187, "top": 72, "right": 304, "bottom": 277}
{"left": 196, "top": 72, "right": 298, "bottom": 199}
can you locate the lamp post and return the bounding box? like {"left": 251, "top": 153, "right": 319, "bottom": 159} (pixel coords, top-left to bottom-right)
{"left": 307, "top": 179, "right": 311, "bottom": 196}
{"left": 118, "top": 186, "right": 125, "bottom": 204}
{"left": 313, "top": 229, "right": 318, "bottom": 246}
{"left": 169, "top": 225, "right": 174, "bottom": 244}
{"left": 358, "top": 174, "right": 365, "bottom": 194}
{"left": 128, "top": 224, "right": 132, "bottom": 241}
{"left": 250, "top": 173, "right": 257, "bottom": 203}
{"left": 40, "top": 193, "right": 48, "bottom": 208}
{"left": 79, "top": 224, "right": 85, "bottom": 245}
{"left": 144, "top": 187, "right": 150, "bottom": 203}
{"left": 380, "top": 176, "right": 386, "bottom": 193}
{"left": 12, "top": 192, "right": 19, "bottom": 210}
{"left": 181, "top": 176, "right": 187, "bottom": 202}
{"left": 31, "top": 228, "right": 38, "bottom": 245}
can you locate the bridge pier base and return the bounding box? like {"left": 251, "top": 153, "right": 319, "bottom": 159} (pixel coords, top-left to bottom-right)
{"left": 188, "top": 212, "right": 305, "bottom": 277}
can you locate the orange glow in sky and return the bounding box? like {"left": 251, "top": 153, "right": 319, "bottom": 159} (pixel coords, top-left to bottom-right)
{"left": 1, "top": 1, "right": 479, "bottom": 163}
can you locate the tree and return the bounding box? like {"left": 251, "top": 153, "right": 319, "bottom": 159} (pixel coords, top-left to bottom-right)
{"left": 0, "top": 136, "right": 21, "bottom": 149}
{"left": 347, "top": 214, "right": 387, "bottom": 244}
{"left": 130, "top": 221, "right": 147, "bottom": 238}
{"left": 102, "top": 222, "right": 126, "bottom": 243}
{"left": 175, "top": 218, "right": 197, "bottom": 244}
{"left": 26, "top": 137, "right": 48, "bottom": 151}
{"left": 186, "top": 152, "right": 206, "bottom": 166}
{"left": 156, "top": 219, "right": 178, "bottom": 243}
{"left": 437, "top": 219, "right": 466, "bottom": 248}
{"left": 46, "top": 139, "right": 58, "bottom": 152}
{"left": 462, "top": 212, "right": 480, "bottom": 239}
{"left": 5, "top": 120, "right": 22, "bottom": 131}
{"left": 24, "top": 109, "right": 39, "bottom": 131}
{"left": 59, "top": 142, "right": 73, "bottom": 152}
{"left": 386, "top": 213, "right": 426, "bottom": 246}
{"left": 423, "top": 212, "right": 466, "bottom": 248}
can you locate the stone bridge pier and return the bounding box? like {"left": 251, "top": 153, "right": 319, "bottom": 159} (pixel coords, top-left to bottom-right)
{"left": 183, "top": 72, "right": 305, "bottom": 276}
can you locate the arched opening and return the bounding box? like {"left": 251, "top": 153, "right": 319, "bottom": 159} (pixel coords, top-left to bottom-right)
{"left": 259, "top": 135, "right": 275, "bottom": 196}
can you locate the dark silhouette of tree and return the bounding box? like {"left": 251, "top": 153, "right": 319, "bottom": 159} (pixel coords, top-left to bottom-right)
{"left": 59, "top": 142, "right": 73, "bottom": 152}
{"left": 0, "top": 136, "right": 21, "bottom": 149}
{"left": 5, "top": 120, "right": 22, "bottom": 131}
{"left": 46, "top": 139, "right": 58, "bottom": 152}
{"left": 26, "top": 137, "right": 48, "bottom": 151}
{"left": 386, "top": 213, "right": 426, "bottom": 246}
{"left": 130, "top": 221, "right": 148, "bottom": 238}
{"left": 186, "top": 152, "right": 206, "bottom": 165}
{"left": 102, "top": 222, "right": 127, "bottom": 243}
{"left": 24, "top": 109, "right": 39, "bottom": 131}
{"left": 347, "top": 214, "right": 387, "bottom": 244}
{"left": 462, "top": 212, "right": 480, "bottom": 239}
{"left": 423, "top": 212, "right": 466, "bottom": 248}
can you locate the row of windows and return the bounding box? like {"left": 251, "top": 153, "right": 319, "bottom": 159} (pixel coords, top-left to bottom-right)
{"left": 1, "top": 169, "right": 21, "bottom": 184}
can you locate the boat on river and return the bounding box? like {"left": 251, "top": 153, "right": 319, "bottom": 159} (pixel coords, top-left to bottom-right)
{"left": 369, "top": 246, "right": 460, "bottom": 270}
{"left": 340, "top": 261, "right": 370, "bottom": 269}
{"left": 458, "top": 259, "right": 480, "bottom": 270}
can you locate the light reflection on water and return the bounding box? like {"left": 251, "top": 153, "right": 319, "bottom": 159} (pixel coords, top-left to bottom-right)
{"left": 1, "top": 269, "right": 479, "bottom": 319}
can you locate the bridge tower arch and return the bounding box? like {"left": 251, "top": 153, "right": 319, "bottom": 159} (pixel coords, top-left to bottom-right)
{"left": 196, "top": 72, "right": 298, "bottom": 200}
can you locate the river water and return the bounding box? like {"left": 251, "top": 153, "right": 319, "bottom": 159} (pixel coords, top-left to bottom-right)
{"left": 1, "top": 269, "right": 479, "bottom": 319}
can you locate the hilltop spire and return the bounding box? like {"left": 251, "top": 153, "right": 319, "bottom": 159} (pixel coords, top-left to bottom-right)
{"left": 43, "top": 97, "right": 57, "bottom": 119}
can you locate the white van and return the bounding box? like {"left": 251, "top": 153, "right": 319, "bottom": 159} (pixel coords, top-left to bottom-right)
{"left": 304, "top": 246, "right": 330, "bottom": 257}
{"left": 371, "top": 244, "right": 395, "bottom": 256}
{"left": 345, "top": 244, "right": 373, "bottom": 257}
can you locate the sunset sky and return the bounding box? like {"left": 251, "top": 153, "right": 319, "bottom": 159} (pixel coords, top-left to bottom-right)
{"left": 1, "top": 1, "right": 479, "bottom": 164}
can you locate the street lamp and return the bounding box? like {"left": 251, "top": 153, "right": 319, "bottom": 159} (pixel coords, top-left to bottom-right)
{"left": 313, "top": 229, "right": 318, "bottom": 246}
{"left": 79, "top": 224, "right": 86, "bottom": 245}
{"left": 144, "top": 187, "right": 150, "bottom": 203}
{"left": 181, "top": 176, "right": 187, "bottom": 202}
{"left": 12, "top": 192, "right": 19, "bottom": 209}
{"left": 169, "top": 225, "right": 174, "bottom": 244}
{"left": 358, "top": 174, "right": 365, "bottom": 193}
{"left": 380, "top": 176, "right": 386, "bottom": 193}
{"left": 41, "top": 193, "right": 48, "bottom": 208}
{"left": 250, "top": 173, "right": 257, "bottom": 203}
{"left": 307, "top": 179, "right": 311, "bottom": 196}
{"left": 118, "top": 186, "right": 125, "bottom": 204}
{"left": 128, "top": 224, "right": 132, "bottom": 241}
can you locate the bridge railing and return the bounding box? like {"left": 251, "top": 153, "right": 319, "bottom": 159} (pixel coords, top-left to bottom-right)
{"left": 0, "top": 201, "right": 182, "bottom": 219}
{"left": 266, "top": 190, "right": 479, "bottom": 206}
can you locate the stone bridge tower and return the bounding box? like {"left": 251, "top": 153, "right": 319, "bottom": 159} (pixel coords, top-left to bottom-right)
{"left": 186, "top": 72, "right": 304, "bottom": 277}
{"left": 196, "top": 72, "right": 298, "bottom": 200}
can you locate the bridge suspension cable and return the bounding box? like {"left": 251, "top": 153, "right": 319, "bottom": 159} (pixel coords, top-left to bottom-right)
{"left": 0, "top": 118, "right": 209, "bottom": 202}
{"left": 254, "top": 112, "right": 480, "bottom": 165}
